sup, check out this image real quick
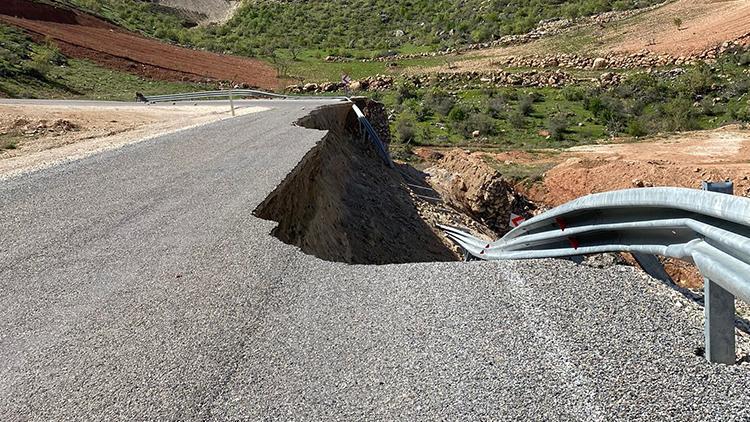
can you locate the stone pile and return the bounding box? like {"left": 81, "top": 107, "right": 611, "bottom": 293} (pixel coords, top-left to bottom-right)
{"left": 286, "top": 75, "right": 395, "bottom": 94}
{"left": 489, "top": 51, "right": 700, "bottom": 70}
{"left": 286, "top": 70, "right": 577, "bottom": 94}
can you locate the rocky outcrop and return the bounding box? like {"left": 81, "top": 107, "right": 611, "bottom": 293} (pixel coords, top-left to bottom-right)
{"left": 286, "top": 70, "right": 576, "bottom": 94}
{"left": 425, "top": 150, "right": 535, "bottom": 235}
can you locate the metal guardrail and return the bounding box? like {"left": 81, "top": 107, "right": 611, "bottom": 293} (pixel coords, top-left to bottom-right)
{"left": 442, "top": 186, "right": 750, "bottom": 364}
{"left": 141, "top": 89, "right": 350, "bottom": 103}
{"left": 351, "top": 104, "right": 394, "bottom": 168}
{"left": 142, "top": 91, "right": 391, "bottom": 167}
{"left": 141, "top": 89, "right": 287, "bottom": 103}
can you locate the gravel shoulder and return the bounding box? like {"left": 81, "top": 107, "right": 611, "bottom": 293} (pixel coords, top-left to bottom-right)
{"left": 0, "top": 101, "right": 268, "bottom": 180}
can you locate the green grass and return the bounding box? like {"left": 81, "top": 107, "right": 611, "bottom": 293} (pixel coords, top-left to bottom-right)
{"left": 482, "top": 157, "right": 557, "bottom": 185}
{"left": 0, "top": 58, "right": 211, "bottom": 101}
{"left": 383, "top": 86, "right": 609, "bottom": 150}
{"left": 267, "top": 48, "right": 469, "bottom": 82}
{"left": 377, "top": 56, "right": 750, "bottom": 154}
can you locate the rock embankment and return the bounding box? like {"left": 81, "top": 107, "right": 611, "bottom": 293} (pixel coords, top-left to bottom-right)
{"left": 425, "top": 150, "right": 535, "bottom": 235}
{"left": 286, "top": 70, "right": 576, "bottom": 94}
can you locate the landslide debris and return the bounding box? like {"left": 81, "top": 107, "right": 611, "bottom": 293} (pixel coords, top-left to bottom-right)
{"left": 425, "top": 149, "right": 536, "bottom": 235}
{"left": 254, "top": 102, "right": 456, "bottom": 264}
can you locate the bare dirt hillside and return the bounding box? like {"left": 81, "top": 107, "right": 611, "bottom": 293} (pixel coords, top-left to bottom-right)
{"left": 421, "top": 0, "right": 750, "bottom": 74}
{"left": 540, "top": 125, "right": 750, "bottom": 206}
{"left": 609, "top": 0, "right": 750, "bottom": 56}
{"left": 0, "top": 0, "right": 280, "bottom": 89}
{"left": 149, "top": 0, "right": 240, "bottom": 24}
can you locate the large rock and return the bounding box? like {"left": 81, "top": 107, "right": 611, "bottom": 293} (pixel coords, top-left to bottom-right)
{"left": 592, "top": 57, "right": 608, "bottom": 69}
{"left": 425, "top": 150, "right": 533, "bottom": 234}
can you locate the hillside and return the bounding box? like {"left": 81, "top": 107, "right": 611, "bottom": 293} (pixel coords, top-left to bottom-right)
{"left": 0, "top": 0, "right": 281, "bottom": 89}
{"left": 0, "top": 22, "right": 211, "bottom": 99}
{"left": 431, "top": 0, "right": 750, "bottom": 72}
{"left": 62, "top": 0, "right": 664, "bottom": 57}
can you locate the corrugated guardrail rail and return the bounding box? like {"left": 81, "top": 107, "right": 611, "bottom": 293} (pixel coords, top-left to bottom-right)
{"left": 442, "top": 187, "right": 750, "bottom": 364}
{"left": 141, "top": 89, "right": 350, "bottom": 103}
{"left": 351, "top": 104, "right": 394, "bottom": 168}
{"left": 142, "top": 89, "right": 287, "bottom": 102}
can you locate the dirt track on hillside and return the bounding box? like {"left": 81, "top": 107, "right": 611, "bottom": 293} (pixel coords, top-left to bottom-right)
{"left": 610, "top": 0, "right": 750, "bottom": 55}
{"left": 0, "top": 0, "right": 280, "bottom": 89}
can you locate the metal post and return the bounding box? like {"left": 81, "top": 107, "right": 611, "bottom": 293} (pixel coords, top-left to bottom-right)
{"left": 702, "top": 180, "right": 736, "bottom": 364}
{"left": 229, "top": 88, "right": 236, "bottom": 117}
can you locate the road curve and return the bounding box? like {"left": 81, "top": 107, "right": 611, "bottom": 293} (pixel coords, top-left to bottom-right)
{"left": 1, "top": 100, "right": 749, "bottom": 420}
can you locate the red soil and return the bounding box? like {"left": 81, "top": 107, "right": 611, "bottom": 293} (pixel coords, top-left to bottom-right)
{"left": 0, "top": 0, "right": 281, "bottom": 90}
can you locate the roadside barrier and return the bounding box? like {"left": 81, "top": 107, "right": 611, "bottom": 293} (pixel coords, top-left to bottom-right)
{"left": 442, "top": 185, "right": 750, "bottom": 364}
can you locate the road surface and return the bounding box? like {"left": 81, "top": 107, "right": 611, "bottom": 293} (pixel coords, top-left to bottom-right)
{"left": 1, "top": 100, "right": 749, "bottom": 420}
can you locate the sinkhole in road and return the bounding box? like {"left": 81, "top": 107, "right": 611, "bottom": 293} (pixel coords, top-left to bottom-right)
{"left": 253, "top": 101, "right": 457, "bottom": 265}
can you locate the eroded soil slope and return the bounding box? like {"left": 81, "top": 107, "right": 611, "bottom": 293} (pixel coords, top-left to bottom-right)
{"left": 150, "top": 0, "right": 240, "bottom": 24}
{"left": 0, "top": 0, "right": 280, "bottom": 89}
{"left": 254, "top": 103, "right": 457, "bottom": 264}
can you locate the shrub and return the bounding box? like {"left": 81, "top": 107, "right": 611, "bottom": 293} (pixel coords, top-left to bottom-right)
{"left": 626, "top": 118, "right": 648, "bottom": 137}
{"left": 0, "top": 138, "right": 17, "bottom": 150}
{"left": 517, "top": 94, "right": 534, "bottom": 116}
{"left": 424, "top": 89, "right": 456, "bottom": 116}
{"left": 562, "top": 86, "right": 585, "bottom": 102}
{"left": 448, "top": 105, "right": 468, "bottom": 122}
{"left": 677, "top": 64, "right": 714, "bottom": 98}
{"left": 458, "top": 113, "right": 497, "bottom": 137}
{"left": 657, "top": 98, "right": 699, "bottom": 131}
{"left": 546, "top": 112, "right": 569, "bottom": 142}
{"left": 395, "top": 81, "right": 418, "bottom": 104}
{"left": 509, "top": 110, "right": 525, "bottom": 128}
{"left": 486, "top": 97, "right": 506, "bottom": 118}
{"left": 395, "top": 113, "right": 417, "bottom": 143}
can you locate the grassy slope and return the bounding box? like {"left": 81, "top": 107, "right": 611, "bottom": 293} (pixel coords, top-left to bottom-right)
{"left": 0, "top": 23, "right": 210, "bottom": 100}
{"left": 62, "top": 0, "right": 662, "bottom": 59}
{"left": 381, "top": 56, "right": 750, "bottom": 155}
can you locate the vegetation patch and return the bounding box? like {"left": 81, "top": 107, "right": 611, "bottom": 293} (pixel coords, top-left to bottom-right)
{"left": 374, "top": 54, "right": 750, "bottom": 153}
{"left": 63, "top": 0, "right": 662, "bottom": 58}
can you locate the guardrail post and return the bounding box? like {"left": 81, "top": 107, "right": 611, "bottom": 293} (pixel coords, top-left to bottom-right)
{"left": 702, "top": 180, "right": 736, "bottom": 364}
{"left": 229, "top": 88, "right": 236, "bottom": 117}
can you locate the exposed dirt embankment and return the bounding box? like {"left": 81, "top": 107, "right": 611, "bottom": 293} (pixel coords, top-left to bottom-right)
{"left": 0, "top": 0, "right": 279, "bottom": 88}
{"left": 254, "top": 102, "right": 456, "bottom": 264}
{"left": 146, "top": 0, "right": 240, "bottom": 25}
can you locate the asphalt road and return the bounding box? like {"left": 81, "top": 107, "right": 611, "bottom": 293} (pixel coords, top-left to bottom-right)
{"left": 1, "top": 100, "right": 749, "bottom": 420}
